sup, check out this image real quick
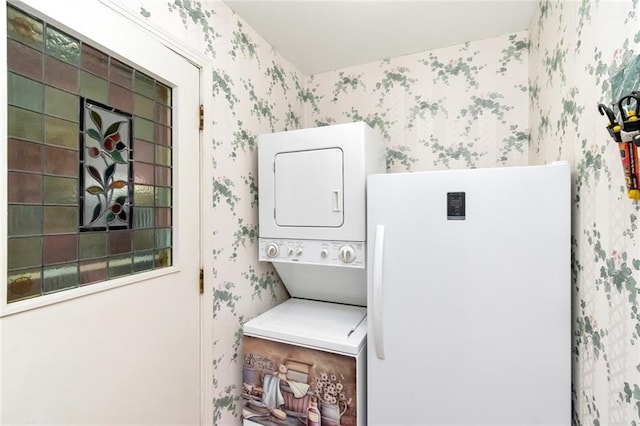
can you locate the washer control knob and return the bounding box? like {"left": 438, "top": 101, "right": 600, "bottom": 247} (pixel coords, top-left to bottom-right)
{"left": 338, "top": 245, "right": 356, "bottom": 263}
{"left": 320, "top": 249, "right": 329, "bottom": 259}
{"left": 287, "top": 247, "right": 294, "bottom": 257}
{"left": 296, "top": 247, "right": 303, "bottom": 256}
{"left": 265, "top": 242, "right": 279, "bottom": 258}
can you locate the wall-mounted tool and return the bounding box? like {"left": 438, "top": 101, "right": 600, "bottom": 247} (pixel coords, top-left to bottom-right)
{"left": 598, "top": 96, "right": 640, "bottom": 200}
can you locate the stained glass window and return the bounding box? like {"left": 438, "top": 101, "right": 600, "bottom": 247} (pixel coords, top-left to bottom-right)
{"left": 6, "top": 4, "right": 174, "bottom": 303}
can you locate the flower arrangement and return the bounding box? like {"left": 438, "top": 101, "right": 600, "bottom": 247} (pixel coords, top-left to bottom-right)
{"left": 312, "top": 371, "right": 352, "bottom": 407}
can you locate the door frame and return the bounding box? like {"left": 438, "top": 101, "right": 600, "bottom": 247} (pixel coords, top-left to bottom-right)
{"left": 95, "top": 3, "right": 215, "bottom": 424}
{"left": 1, "top": 0, "right": 215, "bottom": 423}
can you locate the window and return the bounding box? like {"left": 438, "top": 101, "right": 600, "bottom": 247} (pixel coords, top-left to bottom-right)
{"left": 6, "top": 4, "right": 174, "bottom": 303}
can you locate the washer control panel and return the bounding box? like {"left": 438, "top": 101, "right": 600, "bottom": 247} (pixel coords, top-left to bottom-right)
{"left": 259, "top": 238, "right": 365, "bottom": 268}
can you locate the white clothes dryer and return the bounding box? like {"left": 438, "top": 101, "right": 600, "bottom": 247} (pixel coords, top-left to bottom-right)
{"left": 257, "top": 121, "right": 386, "bottom": 306}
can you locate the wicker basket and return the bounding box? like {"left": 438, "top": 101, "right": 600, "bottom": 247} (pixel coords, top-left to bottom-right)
{"left": 280, "top": 383, "right": 312, "bottom": 414}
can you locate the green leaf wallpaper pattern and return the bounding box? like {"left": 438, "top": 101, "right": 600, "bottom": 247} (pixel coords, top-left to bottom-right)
{"left": 530, "top": 1, "right": 640, "bottom": 424}
{"left": 420, "top": 47, "right": 484, "bottom": 88}
{"left": 498, "top": 34, "right": 529, "bottom": 75}
{"left": 230, "top": 218, "right": 257, "bottom": 261}
{"left": 166, "top": 0, "right": 220, "bottom": 57}
{"left": 229, "top": 21, "right": 259, "bottom": 63}
{"left": 332, "top": 72, "right": 366, "bottom": 102}
{"left": 212, "top": 176, "right": 239, "bottom": 215}
{"left": 230, "top": 121, "right": 257, "bottom": 157}
{"left": 212, "top": 69, "right": 239, "bottom": 112}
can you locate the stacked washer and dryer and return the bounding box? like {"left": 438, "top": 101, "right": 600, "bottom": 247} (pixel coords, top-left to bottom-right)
{"left": 241, "top": 122, "right": 385, "bottom": 426}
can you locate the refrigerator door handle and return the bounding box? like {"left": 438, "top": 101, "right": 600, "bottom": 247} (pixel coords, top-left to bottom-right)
{"left": 372, "top": 224, "right": 386, "bottom": 360}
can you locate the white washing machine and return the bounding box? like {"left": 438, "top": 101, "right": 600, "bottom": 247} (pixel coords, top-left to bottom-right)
{"left": 242, "top": 122, "right": 385, "bottom": 426}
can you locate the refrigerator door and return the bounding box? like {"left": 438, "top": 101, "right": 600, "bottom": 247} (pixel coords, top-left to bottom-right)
{"left": 367, "top": 163, "right": 570, "bottom": 426}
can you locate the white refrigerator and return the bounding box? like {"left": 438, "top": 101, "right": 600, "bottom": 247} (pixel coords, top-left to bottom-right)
{"left": 366, "top": 162, "right": 571, "bottom": 426}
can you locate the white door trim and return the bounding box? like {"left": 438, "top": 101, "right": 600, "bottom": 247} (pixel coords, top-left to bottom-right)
{"left": 94, "top": 2, "right": 215, "bottom": 424}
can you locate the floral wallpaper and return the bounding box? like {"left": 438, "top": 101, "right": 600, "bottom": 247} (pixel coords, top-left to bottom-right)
{"left": 304, "top": 32, "right": 530, "bottom": 172}
{"left": 122, "top": 1, "right": 639, "bottom": 425}
{"left": 530, "top": 1, "right": 640, "bottom": 424}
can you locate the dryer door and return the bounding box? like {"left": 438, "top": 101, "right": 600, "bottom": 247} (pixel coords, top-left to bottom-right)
{"left": 274, "top": 148, "right": 344, "bottom": 227}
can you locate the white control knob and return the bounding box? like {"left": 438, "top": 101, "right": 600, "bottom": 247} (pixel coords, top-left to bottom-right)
{"left": 287, "top": 247, "right": 294, "bottom": 257}
{"left": 338, "top": 245, "right": 356, "bottom": 263}
{"left": 320, "top": 249, "right": 329, "bottom": 259}
{"left": 265, "top": 242, "right": 279, "bottom": 258}
{"left": 296, "top": 247, "right": 303, "bottom": 256}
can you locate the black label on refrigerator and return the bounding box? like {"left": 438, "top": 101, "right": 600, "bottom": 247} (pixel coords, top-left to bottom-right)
{"left": 447, "top": 192, "right": 465, "bottom": 220}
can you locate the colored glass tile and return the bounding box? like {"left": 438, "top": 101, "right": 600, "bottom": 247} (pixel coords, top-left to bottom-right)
{"left": 7, "top": 268, "right": 42, "bottom": 302}
{"left": 134, "top": 94, "right": 155, "bottom": 120}
{"left": 7, "top": 6, "right": 43, "bottom": 50}
{"left": 155, "top": 123, "right": 171, "bottom": 146}
{"left": 43, "top": 234, "right": 78, "bottom": 265}
{"left": 79, "top": 258, "right": 108, "bottom": 285}
{"left": 8, "top": 205, "right": 42, "bottom": 237}
{"left": 133, "top": 251, "right": 154, "bottom": 273}
{"left": 134, "top": 185, "right": 154, "bottom": 207}
{"left": 45, "top": 86, "right": 79, "bottom": 122}
{"left": 81, "top": 44, "right": 108, "bottom": 78}
{"left": 109, "top": 230, "right": 132, "bottom": 255}
{"left": 155, "top": 104, "right": 171, "bottom": 126}
{"left": 43, "top": 206, "right": 78, "bottom": 234}
{"left": 8, "top": 72, "right": 43, "bottom": 112}
{"left": 110, "top": 59, "right": 133, "bottom": 89}
{"left": 154, "top": 248, "right": 172, "bottom": 268}
{"left": 43, "top": 176, "right": 78, "bottom": 205}
{"left": 8, "top": 106, "right": 43, "bottom": 142}
{"left": 80, "top": 71, "right": 108, "bottom": 104}
{"left": 155, "top": 145, "right": 171, "bottom": 167}
{"left": 8, "top": 39, "right": 43, "bottom": 80}
{"left": 8, "top": 172, "right": 42, "bottom": 204}
{"left": 79, "top": 232, "right": 108, "bottom": 260}
{"left": 155, "top": 166, "right": 172, "bottom": 187}
{"left": 45, "top": 26, "right": 80, "bottom": 66}
{"left": 45, "top": 146, "right": 79, "bottom": 177}
{"left": 154, "top": 228, "right": 171, "bottom": 249}
{"left": 7, "top": 237, "right": 42, "bottom": 270}
{"left": 44, "top": 55, "right": 79, "bottom": 93}
{"left": 81, "top": 100, "right": 132, "bottom": 230}
{"left": 133, "top": 207, "right": 154, "bottom": 229}
{"left": 8, "top": 139, "right": 43, "bottom": 172}
{"left": 109, "top": 83, "right": 133, "bottom": 113}
{"left": 134, "top": 140, "right": 154, "bottom": 163}
{"left": 134, "top": 162, "right": 154, "bottom": 185}
{"left": 5, "top": 6, "right": 176, "bottom": 303}
{"left": 134, "top": 71, "right": 155, "bottom": 99}
{"left": 155, "top": 208, "right": 171, "bottom": 228}
{"left": 108, "top": 254, "right": 132, "bottom": 278}
{"left": 134, "top": 116, "right": 154, "bottom": 142}
{"left": 43, "top": 263, "right": 78, "bottom": 293}
{"left": 155, "top": 187, "right": 172, "bottom": 207}
{"left": 156, "top": 82, "right": 171, "bottom": 107}
{"left": 134, "top": 229, "right": 154, "bottom": 251}
{"left": 44, "top": 116, "right": 78, "bottom": 149}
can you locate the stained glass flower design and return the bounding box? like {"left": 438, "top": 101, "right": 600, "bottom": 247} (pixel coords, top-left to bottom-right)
{"left": 81, "top": 100, "right": 132, "bottom": 230}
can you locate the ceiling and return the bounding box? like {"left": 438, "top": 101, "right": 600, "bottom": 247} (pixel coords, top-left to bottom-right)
{"left": 223, "top": 0, "right": 538, "bottom": 75}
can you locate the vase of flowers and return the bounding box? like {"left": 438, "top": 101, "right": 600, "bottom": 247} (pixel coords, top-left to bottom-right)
{"left": 313, "top": 372, "right": 350, "bottom": 426}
